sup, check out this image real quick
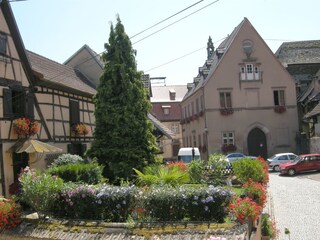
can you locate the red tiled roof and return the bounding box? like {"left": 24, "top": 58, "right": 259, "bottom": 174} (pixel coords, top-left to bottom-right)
{"left": 151, "top": 102, "right": 182, "bottom": 121}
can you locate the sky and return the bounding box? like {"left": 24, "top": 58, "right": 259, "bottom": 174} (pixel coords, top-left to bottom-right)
{"left": 9, "top": 0, "right": 320, "bottom": 86}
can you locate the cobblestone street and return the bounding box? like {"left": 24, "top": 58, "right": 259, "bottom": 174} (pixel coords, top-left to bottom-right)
{"left": 268, "top": 172, "right": 320, "bottom": 240}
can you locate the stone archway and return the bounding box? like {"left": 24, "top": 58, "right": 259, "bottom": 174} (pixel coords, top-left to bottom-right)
{"left": 247, "top": 128, "right": 267, "bottom": 159}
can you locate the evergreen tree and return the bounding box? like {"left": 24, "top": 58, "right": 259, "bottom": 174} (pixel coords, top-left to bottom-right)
{"left": 87, "top": 16, "right": 158, "bottom": 183}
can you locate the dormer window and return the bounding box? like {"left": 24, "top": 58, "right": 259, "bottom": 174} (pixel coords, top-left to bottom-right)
{"left": 162, "top": 105, "right": 171, "bottom": 115}
{"left": 0, "top": 33, "right": 7, "bottom": 55}
{"left": 169, "top": 89, "right": 176, "bottom": 100}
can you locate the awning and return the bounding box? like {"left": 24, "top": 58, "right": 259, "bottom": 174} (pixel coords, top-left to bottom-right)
{"left": 7, "top": 139, "right": 63, "bottom": 154}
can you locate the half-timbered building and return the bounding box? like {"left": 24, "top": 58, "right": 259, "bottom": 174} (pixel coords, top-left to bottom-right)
{"left": 0, "top": 0, "right": 95, "bottom": 196}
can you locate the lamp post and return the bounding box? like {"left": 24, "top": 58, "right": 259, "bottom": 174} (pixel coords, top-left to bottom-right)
{"left": 192, "top": 147, "right": 195, "bottom": 161}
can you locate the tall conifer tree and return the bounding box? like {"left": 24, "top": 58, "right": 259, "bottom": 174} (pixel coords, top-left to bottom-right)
{"left": 87, "top": 16, "right": 158, "bottom": 183}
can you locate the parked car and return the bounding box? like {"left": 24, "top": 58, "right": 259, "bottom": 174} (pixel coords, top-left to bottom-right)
{"left": 279, "top": 154, "right": 320, "bottom": 176}
{"left": 267, "top": 153, "right": 298, "bottom": 171}
{"left": 225, "top": 152, "right": 256, "bottom": 164}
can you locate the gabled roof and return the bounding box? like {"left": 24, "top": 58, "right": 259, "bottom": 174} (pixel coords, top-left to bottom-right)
{"left": 304, "top": 102, "right": 320, "bottom": 119}
{"left": 151, "top": 85, "right": 188, "bottom": 102}
{"left": 64, "top": 44, "right": 103, "bottom": 88}
{"left": 148, "top": 113, "right": 176, "bottom": 139}
{"left": 299, "top": 68, "right": 320, "bottom": 103}
{"left": 275, "top": 40, "right": 320, "bottom": 66}
{"left": 27, "top": 50, "right": 97, "bottom": 96}
{"left": 183, "top": 18, "right": 246, "bottom": 100}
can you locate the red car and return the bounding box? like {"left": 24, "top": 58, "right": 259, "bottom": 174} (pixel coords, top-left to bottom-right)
{"left": 279, "top": 154, "right": 320, "bottom": 176}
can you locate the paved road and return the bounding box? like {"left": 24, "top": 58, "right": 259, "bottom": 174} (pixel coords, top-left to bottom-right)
{"left": 267, "top": 171, "right": 320, "bottom": 240}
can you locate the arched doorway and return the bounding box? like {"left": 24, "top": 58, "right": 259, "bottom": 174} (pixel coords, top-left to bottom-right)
{"left": 247, "top": 128, "right": 267, "bottom": 159}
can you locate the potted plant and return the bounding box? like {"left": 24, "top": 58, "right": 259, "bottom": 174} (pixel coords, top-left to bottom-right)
{"left": 13, "top": 117, "right": 39, "bottom": 138}
{"left": 274, "top": 105, "right": 286, "bottom": 114}
{"left": 261, "top": 214, "right": 277, "bottom": 239}
{"left": 72, "top": 123, "right": 90, "bottom": 136}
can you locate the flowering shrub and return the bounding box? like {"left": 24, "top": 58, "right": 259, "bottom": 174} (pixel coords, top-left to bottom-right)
{"left": 0, "top": 197, "right": 22, "bottom": 230}
{"left": 143, "top": 185, "right": 232, "bottom": 222}
{"left": 228, "top": 196, "right": 262, "bottom": 223}
{"left": 166, "top": 161, "right": 188, "bottom": 171}
{"left": 19, "top": 167, "right": 64, "bottom": 218}
{"left": 53, "top": 184, "right": 97, "bottom": 219}
{"left": 13, "top": 117, "right": 39, "bottom": 138}
{"left": 96, "top": 185, "right": 136, "bottom": 222}
{"left": 242, "top": 178, "right": 267, "bottom": 207}
{"left": 72, "top": 123, "right": 90, "bottom": 136}
{"left": 50, "top": 154, "right": 84, "bottom": 167}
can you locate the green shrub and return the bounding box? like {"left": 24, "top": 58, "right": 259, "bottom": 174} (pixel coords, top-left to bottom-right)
{"left": 47, "top": 163, "right": 103, "bottom": 184}
{"left": 19, "top": 167, "right": 64, "bottom": 218}
{"left": 51, "top": 153, "right": 84, "bottom": 167}
{"left": 204, "top": 154, "right": 231, "bottom": 186}
{"left": 133, "top": 164, "right": 189, "bottom": 186}
{"left": 188, "top": 160, "right": 205, "bottom": 184}
{"left": 232, "top": 158, "right": 265, "bottom": 183}
{"left": 143, "top": 185, "right": 232, "bottom": 222}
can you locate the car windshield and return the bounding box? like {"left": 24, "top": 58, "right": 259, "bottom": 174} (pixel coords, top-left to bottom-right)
{"left": 179, "top": 155, "right": 200, "bottom": 163}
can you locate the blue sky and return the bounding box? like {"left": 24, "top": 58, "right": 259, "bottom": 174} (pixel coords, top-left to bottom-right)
{"left": 10, "top": 0, "right": 320, "bottom": 86}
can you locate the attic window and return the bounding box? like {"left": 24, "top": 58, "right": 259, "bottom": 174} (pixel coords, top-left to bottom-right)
{"left": 169, "top": 89, "right": 176, "bottom": 100}
{"left": 162, "top": 105, "right": 171, "bottom": 115}
{"left": 0, "top": 33, "right": 7, "bottom": 55}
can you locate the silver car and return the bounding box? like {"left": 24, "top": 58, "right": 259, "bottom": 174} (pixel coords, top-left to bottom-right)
{"left": 267, "top": 153, "right": 298, "bottom": 171}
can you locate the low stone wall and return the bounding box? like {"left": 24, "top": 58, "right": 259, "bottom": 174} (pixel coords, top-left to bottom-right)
{"left": 1, "top": 218, "right": 249, "bottom": 240}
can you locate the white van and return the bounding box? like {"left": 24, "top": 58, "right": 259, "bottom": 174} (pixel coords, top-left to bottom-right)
{"left": 178, "top": 147, "right": 201, "bottom": 163}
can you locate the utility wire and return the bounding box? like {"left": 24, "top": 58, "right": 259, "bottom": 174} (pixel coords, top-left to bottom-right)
{"left": 145, "top": 37, "right": 226, "bottom": 73}
{"left": 130, "top": 0, "right": 205, "bottom": 39}
{"left": 133, "top": 0, "right": 220, "bottom": 45}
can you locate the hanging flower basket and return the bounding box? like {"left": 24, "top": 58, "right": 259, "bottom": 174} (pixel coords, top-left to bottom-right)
{"left": 13, "top": 118, "right": 39, "bottom": 138}
{"left": 274, "top": 106, "right": 286, "bottom": 114}
{"left": 220, "top": 108, "right": 234, "bottom": 116}
{"left": 221, "top": 144, "right": 237, "bottom": 153}
{"left": 72, "top": 123, "right": 90, "bottom": 136}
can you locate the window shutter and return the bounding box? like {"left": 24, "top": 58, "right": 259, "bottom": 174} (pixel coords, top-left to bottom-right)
{"left": 26, "top": 93, "right": 35, "bottom": 119}
{"left": 3, "top": 88, "right": 12, "bottom": 118}
{"left": 67, "top": 144, "right": 74, "bottom": 154}
{"left": 69, "top": 100, "right": 80, "bottom": 125}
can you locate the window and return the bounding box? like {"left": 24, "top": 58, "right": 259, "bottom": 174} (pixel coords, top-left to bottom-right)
{"left": 161, "top": 105, "right": 171, "bottom": 115}
{"left": 171, "top": 123, "right": 179, "bottom": 134}
{"left": 200, "top": 95, "right": 204, "bottom": 111}
{"left": 240, "top": 63, "right": 261, "bottom": 80}
{"left": 0, "top": 33, "right": 7, "bottom": 55}
{"left": 196, "top": 98, "right": 199, "bottom": 114}
{"left": 222, "top": 132, "right": 234, "bottom": 145}
{"left": 191, "top": 102, "right": 194, "bottom": 116}
{"left": 3, "top": 88, "right": 27, "bottom": 118}
{"left": 273, "top": 90, "right": 285, "bottom": 106}
{"left": 69, "top": 99, "right": 80, "bottom": 126}
{"left": 220, "top": 92, "right": 232, "bottom": 108}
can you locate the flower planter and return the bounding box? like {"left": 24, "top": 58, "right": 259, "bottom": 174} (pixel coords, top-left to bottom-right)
{"left": 274, "top": 106, "right": 286, "bottom": 114}
{"left": 72, "top": 123, "right": 90, "bottom": 136}
{"left": 220, "top": 108, "right": 234, "bottom": 116}
{"left": 13, "top": 118, "right": 39, "bottom": 138}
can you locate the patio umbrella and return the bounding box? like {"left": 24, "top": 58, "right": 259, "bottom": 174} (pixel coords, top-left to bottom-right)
{"left": 7, "top": 139, "right": 63, "bottom": 154}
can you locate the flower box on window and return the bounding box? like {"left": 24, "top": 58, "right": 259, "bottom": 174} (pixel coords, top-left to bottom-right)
{"left": 199, "top": 110, "right": 204, "bottom": 117}
{"left": 221, "top": 144, "right": 237, "bottom": 153}
{"left": 72, "top": 123, "right": 90, "bottom": 136}
{"left": 274, "top": 106, "right": 286, "bottom": 114}
{"left": 13, "top": 118, "right": 39, "bottom": 138}
{"left": 193, "top": 114, "right": 199, "bottom": 120}
{"left": 180, "top": 119, "right": 186, "bottom": 125}
{"left": 220, "top": 108, "right": 234, "bottom": 116}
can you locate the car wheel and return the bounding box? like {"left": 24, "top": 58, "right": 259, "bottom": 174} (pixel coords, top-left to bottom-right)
{"left": 273, "top": 165, "right": 280, "bottom": 172}
{"left": 288, "top": 168, "right": 296, "bottom": 176}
